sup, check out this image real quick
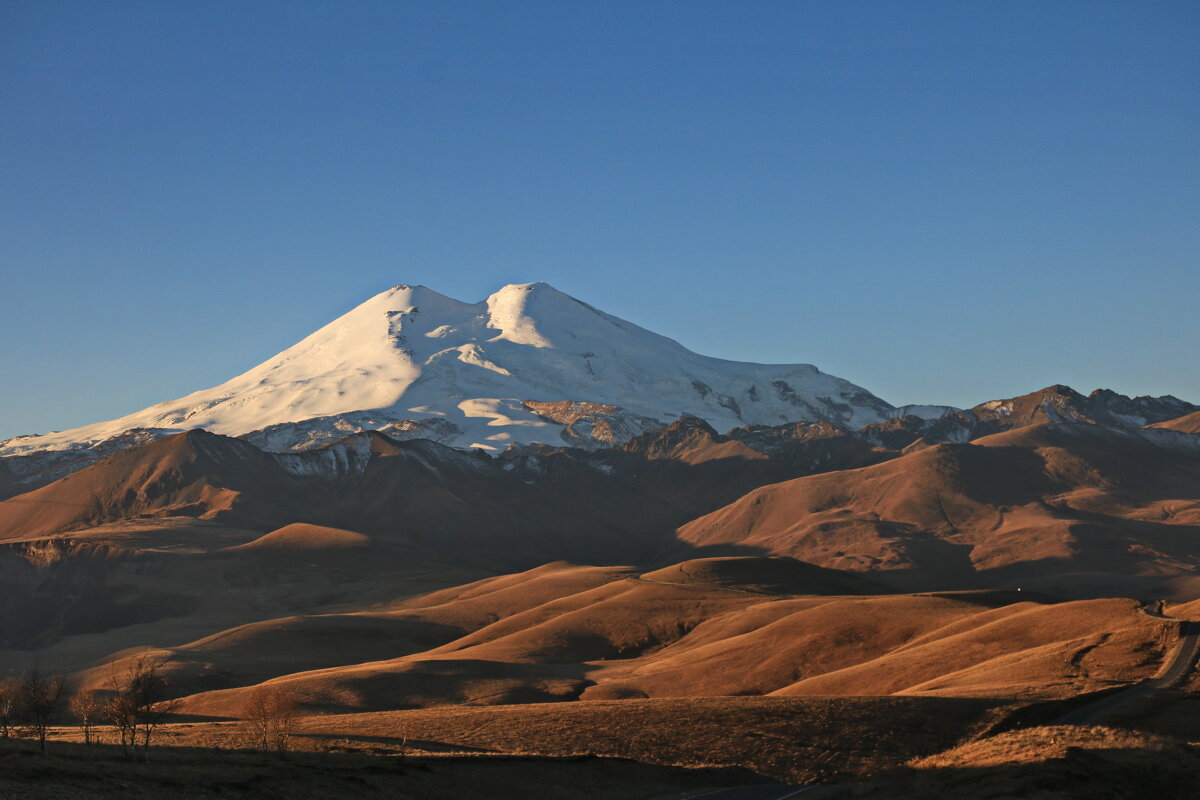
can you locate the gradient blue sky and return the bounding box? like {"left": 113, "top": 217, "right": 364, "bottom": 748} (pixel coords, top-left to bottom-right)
{"left": 2, "top": 1, "right": 1197, "bottom": 439}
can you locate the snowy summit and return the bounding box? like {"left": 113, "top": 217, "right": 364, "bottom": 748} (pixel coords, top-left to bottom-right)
{"left": 2, "top": 282, "right": 896, "bottom": 454}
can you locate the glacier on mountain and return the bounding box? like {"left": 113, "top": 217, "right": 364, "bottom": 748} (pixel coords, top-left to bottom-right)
{"left": 1, "top": 282, "right": 894, "bottom": 454}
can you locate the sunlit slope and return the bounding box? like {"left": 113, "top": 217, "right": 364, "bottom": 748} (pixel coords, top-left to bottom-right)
{"left": 1152, "top": 410, "right": 1200, "bottom": 433}
{"left": 677, "top": 423, "right": 1200, "bottom": 588}
{"left": 162, "top": 558, "right": 1167, "bottom": 717}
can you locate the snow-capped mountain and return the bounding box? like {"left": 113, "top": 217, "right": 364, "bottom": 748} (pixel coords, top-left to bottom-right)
{"left": 1, "top": 282, "right": 894, "bottom": 455}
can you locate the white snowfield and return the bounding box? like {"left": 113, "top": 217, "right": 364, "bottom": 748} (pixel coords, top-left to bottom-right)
{"left": 1, "top": 282, "right": 896, "bottom": 454}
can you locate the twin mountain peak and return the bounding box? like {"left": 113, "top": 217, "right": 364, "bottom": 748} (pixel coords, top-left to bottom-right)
{"left": 1, "top": 282, "right": 1193, "bottom": 466}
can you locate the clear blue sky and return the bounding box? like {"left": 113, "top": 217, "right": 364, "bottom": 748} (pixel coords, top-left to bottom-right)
{"left": 2, "top": 1, "right": 1197, "bottom": 439}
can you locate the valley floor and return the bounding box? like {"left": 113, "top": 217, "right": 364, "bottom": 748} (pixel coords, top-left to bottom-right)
{"left": 7, "top": 692, "right": 1200, "bottom": 799}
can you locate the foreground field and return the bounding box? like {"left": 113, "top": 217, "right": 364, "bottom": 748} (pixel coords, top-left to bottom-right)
{"left": 0, "top": 737, "right": 757, "bottom": 800}
{"left": 7, "top": 564, "right": 1200, "bottom": 797}
{"left": 71, "top": 696, "right": 999, "bottom": 783}
{"left": 17, "top": 705, "right": 1200, "bottom": 799}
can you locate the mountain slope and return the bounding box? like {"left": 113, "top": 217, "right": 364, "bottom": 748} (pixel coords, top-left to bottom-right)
{"left": 0, "top": 420, "right": 892, "bottom": 569}
{"left": 677, "top": 422, "right": 1200, "bottom": 592}
{"left": 1152, "top": 410, "right": 1200, "bottom": 434}
{"left": 0, "top": 430, "right": 318, "bottom": 540}
{"left": 0, "top": 282, "right": 892, "bottom": 456}
{"left": 969, "top": 385, "right": 1196, "bottom": 433}
{"left": 853, "top": 385, "right": 1199, "bottom": 452}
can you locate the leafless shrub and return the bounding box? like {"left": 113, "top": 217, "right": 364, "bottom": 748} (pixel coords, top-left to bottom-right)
{"left": 16, "top": 666, "right": 67, "bottom": 755}
{"left": 0, "top": 676, "right": 18, "bottom": 738}
{"left": 104, "top": 686, "right": 139, "bottom": 757}
{"left": 105, "top": 654, "right": 181, "bottom": 761}
{"left": 69, "top": 689, "right": 103, "bottom": 744}
{"left": 243, "top": 686, "right": 300, "bottom": 753}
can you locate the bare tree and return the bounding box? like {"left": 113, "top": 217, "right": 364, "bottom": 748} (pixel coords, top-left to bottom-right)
{"left": 131, "top": 656, "right": 179, "bottom": 758}
{"left": 243, "top": 686, "right": 300, "bottom": 753}
{"left": 69, "top": 689, "right": 103, "bottom": 744}
{"left": 106, "top": 654, "right": 180, "bottom": 761}
{"left": 243, "top": 687, "right": 272, "bottom": 751}
{"left": 104, "top": 688, "right": 138, "bottom": 758}
{"left": 17, "top": 666, "right": 67, "bottom": 755}
{"left": 0, "top": 676, "right": 18, "bottom": 738}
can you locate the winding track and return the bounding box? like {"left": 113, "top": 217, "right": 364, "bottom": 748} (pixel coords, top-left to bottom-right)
{"left": 682, "top": 602, "right": 1200, "bottom": 799}
{"left": 1056, "top": 604, "right": 1200, "bottom": 726}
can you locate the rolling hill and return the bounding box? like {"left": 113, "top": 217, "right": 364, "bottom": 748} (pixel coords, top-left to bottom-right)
{"left": 677, "top": 422, "right": 1200, "bottom": 593}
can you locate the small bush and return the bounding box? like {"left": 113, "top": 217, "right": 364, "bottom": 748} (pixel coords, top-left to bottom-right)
{"left": 243, "top": 686, "right": 300, "bottom": 753}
